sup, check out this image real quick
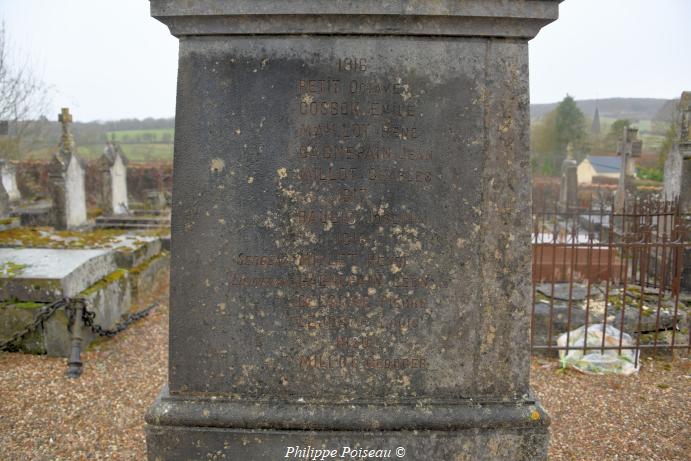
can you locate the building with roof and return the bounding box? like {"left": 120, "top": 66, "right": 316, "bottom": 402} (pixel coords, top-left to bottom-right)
{"left": 577, "top": 155, "right": 634, "bottom": 184}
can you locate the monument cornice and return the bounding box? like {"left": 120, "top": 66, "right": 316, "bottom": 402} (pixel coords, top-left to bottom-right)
{"left": 150, "top": 0, "right": 561, "bottom": 39}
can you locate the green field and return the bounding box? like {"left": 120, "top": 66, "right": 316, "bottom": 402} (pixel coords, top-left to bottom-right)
{"left": 106, "top": 128, "right": 174, "bottom": 144}
{"left": 25, "top": 143, "right": 173, "bottom": 162}
{"left": 22, "top": 128, "right": 174, "bottom": 162}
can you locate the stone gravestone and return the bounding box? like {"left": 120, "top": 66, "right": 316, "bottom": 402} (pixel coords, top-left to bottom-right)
{"left": 0, "top": 160, "right": 20, "bottom": 202}
{"left": 0, "top": 121, "right": 12, "bottom": 216}
{"left": 49, "top": 108, "right": 87, "bottom": 230}
{"left": 614, "top": 126, "right": 642, "bottom": 213}
{"left": 147, "top": 2, "right": 561, "bottom": 460}
{"left": 679, "top": 94, "right": 691, "bottom": 214}
{"left": 664, "top": 92, "right": 691, "bottom": 290}
{"left": 663, "top": 92, "right": 691, "bottom": 206}
{"left": 99, "top": 141, "right": 129, "bottom": 215}
{"left": 0, "top": 175, "right": 9, "bottom": 218}
{"left": 558, "top": 143, "right": 578, "bottom": 211}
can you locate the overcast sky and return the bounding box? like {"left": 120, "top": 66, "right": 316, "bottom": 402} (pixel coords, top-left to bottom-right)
{"left": 2, "top": 0, "right": 690, "bottom": 122}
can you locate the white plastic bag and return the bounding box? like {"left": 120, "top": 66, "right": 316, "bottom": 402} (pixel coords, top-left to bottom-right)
{"left": 557, "top": 323, "right": 640, "bottom": 375}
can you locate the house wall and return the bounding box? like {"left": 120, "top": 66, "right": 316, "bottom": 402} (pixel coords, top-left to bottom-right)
{"left": 577, "top": 161, "right": 594, "bottom": 184}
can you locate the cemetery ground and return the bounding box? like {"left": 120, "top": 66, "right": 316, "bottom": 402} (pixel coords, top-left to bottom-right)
{"left": 0, "top": 281, "right": 688, "bottom": 461}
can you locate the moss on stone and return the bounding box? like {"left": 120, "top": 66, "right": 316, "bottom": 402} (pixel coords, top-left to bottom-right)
{"left": 0, "top": 261, "right": 28, "bottom": 278}
{"left": 130, "top": 251, "right": 169, "bottom": 275}
{"left": 79, "top": 269, "right": 128, "bottom": 297}
{"left": 0, "top": 227, "right": 129, "bottom": 249}
{"left": 140, "top": 228, "right": 171, "bottom": 238}
{"left": 0, "top": 300, "right": 46, "bottom": 309}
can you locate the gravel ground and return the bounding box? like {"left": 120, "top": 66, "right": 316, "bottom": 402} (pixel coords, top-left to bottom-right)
{"left": 0, "top": 281, "right": 168, "bottom": 461}
{"left": 1, "top": 283, "right": 689, "bottom": 460}
{"left": 532, "top": 355, "right": 690, "bottom": 461}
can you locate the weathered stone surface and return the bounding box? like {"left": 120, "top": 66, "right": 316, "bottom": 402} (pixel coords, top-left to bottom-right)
{"left": 0, "top": 239, "right": 171, "bottom": 355}
{"left": 0, "top": 248, "right": 116, "bottom": 302}
{"left": 43, "top": 269, "right": 132, "bottom": 356}
{"left": 0, "top": 217, "right": 19, "bottom": 231}
{"left": 612, "top": 305, "right": 687, "bottom": 335}
{"left": 99, "top": 142, "right": 129, "bottom": 215}
{"left": 147, "top": 391, "right": 549, "bottom": 460}
{"left": 0, "top": 160, "right": 20, "bottom": 202}
{"left": 0, "top": 176, "right": 9, "bottom": 218}
{"left": 49, "top": 108, "right": 87, "bottom": 230}
{"left": 110, "top": 235, "right": 163, "bottom": 269}
{"left": 558, "top": 146, "right": 578, "bottom": 211}
{"left": 148, "top": 1, "right": 559, "bottom": 459}
{"left": 537, "top": 283, "right": 593, "bottom": 302}
{"left": 532, "top": 302, "right": 605, "bottom": 349}
{"left": 0, "top": 268, "right": 130, "bottom": 356}
{"left": 12, "top": 201, "right": 54, "bottom": 227}
{"left": 151, "top": 0, "right": 560, "bottom": 38}
{"left": 129, "top": 251, "right": 170, "bottom": 305}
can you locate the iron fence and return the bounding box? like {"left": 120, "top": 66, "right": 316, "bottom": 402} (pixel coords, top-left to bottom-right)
{"left": 531, "top": 197, "right": 690, "bottom": 366}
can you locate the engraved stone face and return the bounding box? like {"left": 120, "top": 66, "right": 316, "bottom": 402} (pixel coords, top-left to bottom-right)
{"left": 149, "top": 2, "right": 558, "bottom": 459}
{"left": 169, "top": 37, "right": 530, "bottom": 400}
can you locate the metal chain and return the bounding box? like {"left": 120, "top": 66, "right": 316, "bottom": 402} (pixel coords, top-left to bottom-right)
{"left": 1, "top": 298, "right": 159, "bottom": 351}
{"left": 79, "top": 301, "right": 159, "bottom": 338}
{"left": 0, "top": 298, "right": 75, "bottom": 351}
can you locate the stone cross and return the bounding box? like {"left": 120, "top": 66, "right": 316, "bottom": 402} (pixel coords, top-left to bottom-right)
{"left": 58, "top": 108, "right": 75, "bottom": 154}
{"left": 615, "top": 126, "right": 641, "bottom": 213}
{"left": 146, "top": 2, "right": 561, "bottom": 460}
{"left": 49, "top": 108, "right": 86, "bottom": 229}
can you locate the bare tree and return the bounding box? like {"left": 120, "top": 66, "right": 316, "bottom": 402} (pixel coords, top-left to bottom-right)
{"left": 0, "top": 22, "right": 51, "bottom": 160}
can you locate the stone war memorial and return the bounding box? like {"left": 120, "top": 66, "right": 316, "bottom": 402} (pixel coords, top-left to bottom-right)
{"left": 146, "top": 1, "right": 562, "bottom": 460}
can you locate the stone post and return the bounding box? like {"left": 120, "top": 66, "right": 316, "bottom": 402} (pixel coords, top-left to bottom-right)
{"left": 146, "top": 2, "right": 561, "bottom": 459}
{"left": 558, "top": 144, "right": 579, "bottom": 211}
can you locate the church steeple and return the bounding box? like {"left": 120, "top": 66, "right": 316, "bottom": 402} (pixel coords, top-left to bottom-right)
{"left": 591, "top": 106, "right": 601, "bottom": 138}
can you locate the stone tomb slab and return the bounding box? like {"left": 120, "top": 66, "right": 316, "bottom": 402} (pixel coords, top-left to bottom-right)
{"left": 0, "top": 248, "right": 116, "bottom": 302}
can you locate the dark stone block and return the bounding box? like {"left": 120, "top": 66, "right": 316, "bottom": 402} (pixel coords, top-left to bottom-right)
{"left": 147, "top": 1, "right": 561, "bottom": 459}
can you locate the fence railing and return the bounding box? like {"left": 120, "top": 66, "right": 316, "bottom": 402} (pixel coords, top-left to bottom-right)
{"left": 531, "top": 197, "right": 690, "bottom": 366}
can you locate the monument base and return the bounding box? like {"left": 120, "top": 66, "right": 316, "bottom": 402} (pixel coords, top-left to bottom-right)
{"left": 146, "top": 386, "right": 549, "bottom": 461}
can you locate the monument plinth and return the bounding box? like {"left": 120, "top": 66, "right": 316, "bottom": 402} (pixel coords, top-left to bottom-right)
{"left": 147, "top": 1, "right": 561, "bottom": 459}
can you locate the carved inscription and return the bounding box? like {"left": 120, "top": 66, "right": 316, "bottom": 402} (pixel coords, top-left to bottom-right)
{"left": 233, "top": 56, "right": 444, "bottom": 372}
